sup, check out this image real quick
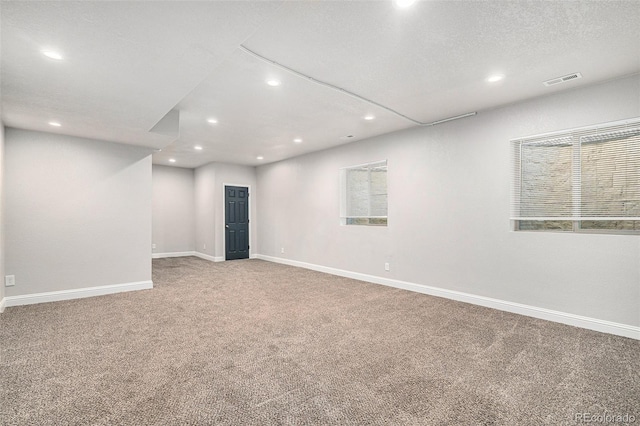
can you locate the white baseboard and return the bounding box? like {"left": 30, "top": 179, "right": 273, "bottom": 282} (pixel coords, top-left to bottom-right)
{"left": 194, "top": 252, "right": 224, "bottom": 262}
{"left": 0, "top": 297, "right": 6, "bottom": 313}
{"left": 152, "top": 251, "right": 197, "bottom": 259}
{"left": 256, "top": 254, "right": 640, "bottom": 340}
{"left": 153, "top": 251, "right": 253, "bottom": 263}
{"left": 3, "top": 280, "right": 154, "bottom": 309}
{"left": 153, "top": 251, "right": 257, "bottom": 263}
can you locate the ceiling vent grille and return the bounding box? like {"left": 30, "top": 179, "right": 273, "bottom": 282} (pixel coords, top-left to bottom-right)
{"left": 543, "top": 72, "right": 583, "bottom": 87}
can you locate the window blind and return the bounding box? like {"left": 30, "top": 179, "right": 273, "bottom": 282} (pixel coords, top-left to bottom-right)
{"left": 340, "top": 160, "right": 388, "bottom": 225}
{"left": 511, "top": 118, "right": 640, "bottom": 224}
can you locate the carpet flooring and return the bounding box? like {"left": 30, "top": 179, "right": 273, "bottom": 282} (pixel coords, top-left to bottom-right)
{"left": 1, "top": 257, "right": 638, "bottom": 425}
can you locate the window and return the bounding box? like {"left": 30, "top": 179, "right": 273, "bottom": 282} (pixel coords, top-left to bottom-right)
{"left": 340, "top": 160, "right": 388, "bottom": 226}
{"left": 511, "top": 118, "right": 640, "bottom": 233}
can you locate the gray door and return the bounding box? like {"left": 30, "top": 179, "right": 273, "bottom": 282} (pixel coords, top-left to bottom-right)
{"left": 225, "top": 186, "right": 249, "bottom": 260}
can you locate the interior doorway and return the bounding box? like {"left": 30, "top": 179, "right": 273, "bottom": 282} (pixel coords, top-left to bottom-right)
{"left": 224, "top": 185, "right": 249, "bottom": 260}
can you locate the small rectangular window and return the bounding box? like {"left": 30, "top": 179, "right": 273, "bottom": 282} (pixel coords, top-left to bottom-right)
{"left": 340, "top": 160, "right": 387, "bottom": 226}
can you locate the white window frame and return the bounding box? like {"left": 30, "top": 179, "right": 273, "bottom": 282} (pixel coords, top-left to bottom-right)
{"left": 340, "top": 160, "right": 388, "bottom": 226}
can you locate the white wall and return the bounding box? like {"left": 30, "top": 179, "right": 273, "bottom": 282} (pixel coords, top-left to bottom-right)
{"left": 0, "top": 123, "right": 5, "bottom": 310}
{"left": 0, "top": 30, "right": 5, "bottom": 307}
{"left": 152, "top": 165, "right": 195, "bottom": 254}
{"left": 257, "top": 74, "right": 640, "bottom": 328}
{"left": 194, "top": 162, "right": 257, "bottom": 260}
{"left": 5, "top": 129, "right": 153, "bottom": 297}
{"left": 194, "top": 162, "right": 217, "bottom": 259}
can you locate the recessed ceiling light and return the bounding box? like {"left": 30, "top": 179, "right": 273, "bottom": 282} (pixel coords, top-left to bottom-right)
{"left": 256, "top": 156, "right": 264, "bottom": 160}
{"left": 364, "top": 115, "right": 375, "bottom": 121}
{"left": 293, "top": 138, "right": 302, "bottom": 143}
{"left": 207, "top": 118, "right": 218, "bottom": 124}
{"left": 266, "top": 79, "right": 281, "bottom": 87}
{"left": 487, "top": 74, "right": 505, "bottom": 83}
{"left": 394, "top": 0, "right": 417, "bottom": 8}
{"left": 48, "top": 121, "right": 61, "bottom": 127}
{"left": 169, "top": 158, "right": 176, "bottom": 163}
{"left": 194, "top": 146, "right": 203, "bottom": 150}
{"left": 42, "top": 50, "right": 63, "bottom": 60}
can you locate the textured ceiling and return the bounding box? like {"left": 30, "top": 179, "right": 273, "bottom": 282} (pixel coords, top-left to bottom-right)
{"left": 2, "top": 1, "right": 639, "bottom": 168}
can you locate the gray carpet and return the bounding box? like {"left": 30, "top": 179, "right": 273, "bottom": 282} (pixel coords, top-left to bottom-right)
{"left": 1, "top": 257, "right": 638, "bottom": 425}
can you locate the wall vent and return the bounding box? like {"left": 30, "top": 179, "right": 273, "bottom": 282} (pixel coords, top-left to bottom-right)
{"left": 543, "top": 72, "right": 583, "bottom": 87}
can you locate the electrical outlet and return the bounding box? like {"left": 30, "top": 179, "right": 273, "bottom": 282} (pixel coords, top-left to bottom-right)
{"left": 281, "top": 247, "right": 285, "bottom": 254}
{"left": 152, "top": 244, "right": 156, "bottom": 249}
{"left": 5, "top": 275, "right": 15, "bottom": 287}
{"left": 384, "top": 263, "right": 390, "bottom": 272}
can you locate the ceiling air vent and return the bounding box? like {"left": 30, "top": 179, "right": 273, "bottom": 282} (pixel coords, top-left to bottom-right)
{"left": 543, "top": 72, "right": 583, "bottom": 87}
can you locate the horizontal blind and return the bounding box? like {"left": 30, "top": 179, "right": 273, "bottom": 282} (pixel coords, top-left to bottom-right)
{"left": 340, "top": 160, "right": 388, "bottom": 219}
{"left": 511, "top": 117, "right": 640, "bottom": 221}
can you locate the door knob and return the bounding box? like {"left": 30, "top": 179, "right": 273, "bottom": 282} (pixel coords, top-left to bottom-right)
{"left": 225, "top": 225, "right": 229, "bottom": 228}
